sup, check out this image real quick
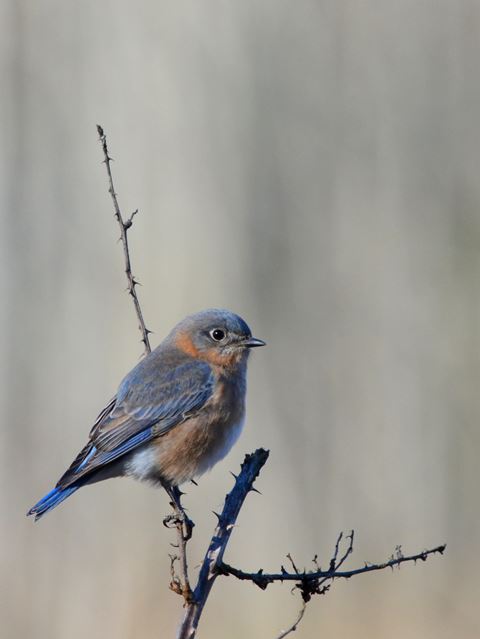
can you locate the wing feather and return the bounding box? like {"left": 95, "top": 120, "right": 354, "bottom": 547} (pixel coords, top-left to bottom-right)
{"left": 57, "top": 358, "right": 214, "bottom": 488}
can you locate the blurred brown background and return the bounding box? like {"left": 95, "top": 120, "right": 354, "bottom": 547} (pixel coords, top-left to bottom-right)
{"left": 2, "top": 2, "right": 479, "bottom": 638}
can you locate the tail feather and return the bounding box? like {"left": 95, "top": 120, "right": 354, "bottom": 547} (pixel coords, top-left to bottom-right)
{"left": 27, "top": 485, "right": 80, "bottom": 521}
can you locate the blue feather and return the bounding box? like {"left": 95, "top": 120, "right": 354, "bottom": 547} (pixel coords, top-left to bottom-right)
{"left": 76, "top": 445, "right": 97, "bottom": 471}
{"left": 27, "top": 485, "right": 79, "bottom": 521}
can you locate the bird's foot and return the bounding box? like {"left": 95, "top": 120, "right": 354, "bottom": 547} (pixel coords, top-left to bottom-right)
{"left": 163, "top": 508, "right": 195, "bottom": 541}
{"left": 163, "top": 484, "right": 195, "bottom": 541}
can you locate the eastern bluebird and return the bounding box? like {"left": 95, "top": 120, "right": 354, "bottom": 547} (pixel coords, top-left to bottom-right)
{"left": 27, "top": 309, "right": 265, "bottom": 520}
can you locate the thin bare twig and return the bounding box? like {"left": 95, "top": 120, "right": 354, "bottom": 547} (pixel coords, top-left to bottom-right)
{"left": 286, "top": 553, "right": 300, "bottom": 575}
{"left": 175, "top": 514, "right": 192, "bottom": 601}
{"left": 96, "top": 124, "right": 152, "bottom": 357}
{"left": 219, "top": 542, "right": 446, "bottom": 589}
{"left": 163, "top": 490, "right": 194, "bottom": 603}
{"left": 97, "top": 125, "right": 190, "bottom": 602}
{"left": 313, "top": 530, "right": 354, "bottom": 593}
{"left": 275, "top": 599, "right": 307, "bottom": 639}
{"left": 219, "top": 536, "right": 444, "bottom": 637}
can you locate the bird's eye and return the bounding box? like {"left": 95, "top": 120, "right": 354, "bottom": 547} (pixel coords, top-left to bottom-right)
{"left": 209, "top": 328, "right": 226, "bottom": 342}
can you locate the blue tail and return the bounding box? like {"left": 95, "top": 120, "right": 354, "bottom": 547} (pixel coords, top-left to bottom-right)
{"left": 27, "top": 485, "right": 80, "bottom": 521}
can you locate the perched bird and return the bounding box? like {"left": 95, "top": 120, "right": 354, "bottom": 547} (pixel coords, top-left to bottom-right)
{"left": 27, "top": 309, "right": 265, "bottom": 521}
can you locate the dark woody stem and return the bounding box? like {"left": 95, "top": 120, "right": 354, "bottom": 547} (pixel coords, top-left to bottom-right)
{"left": 177, "top": 449, "right": 270, "bottom": 639}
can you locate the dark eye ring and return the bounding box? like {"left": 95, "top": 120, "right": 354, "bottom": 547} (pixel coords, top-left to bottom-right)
{"left": 209, "top": 328, "right": 226, "bottom": 342}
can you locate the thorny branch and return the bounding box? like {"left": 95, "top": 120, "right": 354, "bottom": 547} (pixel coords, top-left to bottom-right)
{"left": 275, "top": 600, "right": 307, "bottom": 639}
{"left": 219, "top": 539, "right": 446, "bottom": 593}
{"left": 97, "top": 124, "right": 152, "bottom": 357}
{"left": 175, "top": 447, "right": 444, "bottom": 639}
{"left": 98, "top": 128, "right": 446, "bottom": 639}
{"left": 97, "top": 125, "right": 193, "bottom": 599}
{"left": 270, "top": 536, "right": 445, "bottom": 638}
{"left": 163, "top": 487, "right": 194, "bottom": 603}
{"left": 177, "top": 449, "right": 270, "bottom": 639}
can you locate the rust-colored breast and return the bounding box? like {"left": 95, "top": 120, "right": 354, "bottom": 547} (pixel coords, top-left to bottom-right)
{"left": 150, "top": 372, "right": 246, "bottom": 485}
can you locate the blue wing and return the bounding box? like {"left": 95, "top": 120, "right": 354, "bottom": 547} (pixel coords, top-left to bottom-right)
{"left": 56, "top": 356, "right": 215, "bottom": 488}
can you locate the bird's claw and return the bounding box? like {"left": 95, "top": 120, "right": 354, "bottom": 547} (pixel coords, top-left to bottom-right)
{"left": 182, "top": 513, "right": 195, "bottom": 541}
{"left": 163, "top": 510, "right": 195, "bottom": 541}
{"left": 163, "top": 513, "right": 177, "bottom": 529}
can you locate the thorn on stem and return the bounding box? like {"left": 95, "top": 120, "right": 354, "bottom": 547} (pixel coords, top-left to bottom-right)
{"left": 124, "top": 209, "right": 139, "bottom": 230}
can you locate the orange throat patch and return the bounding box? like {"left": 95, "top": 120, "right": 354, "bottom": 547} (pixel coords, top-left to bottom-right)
{"left": 175, "top": 331, "right": 243, "bottom": 368}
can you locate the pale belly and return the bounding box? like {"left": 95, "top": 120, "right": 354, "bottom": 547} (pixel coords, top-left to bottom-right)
{"left": 125, "top": 412, "right": 245, "bottom": 486}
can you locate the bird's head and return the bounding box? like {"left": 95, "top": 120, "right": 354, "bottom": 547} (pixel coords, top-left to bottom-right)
{"left": 171, "top": 309, "right": 266, "bottom": 368}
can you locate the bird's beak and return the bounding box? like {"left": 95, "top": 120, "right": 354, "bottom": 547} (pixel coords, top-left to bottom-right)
{"left": 242, "top": 337, "right": 266, "bottom": 348}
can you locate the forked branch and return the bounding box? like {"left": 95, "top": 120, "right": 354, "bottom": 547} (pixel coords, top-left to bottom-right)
{"left": 219, "top": 540, "right": 446, "bottom": 591}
